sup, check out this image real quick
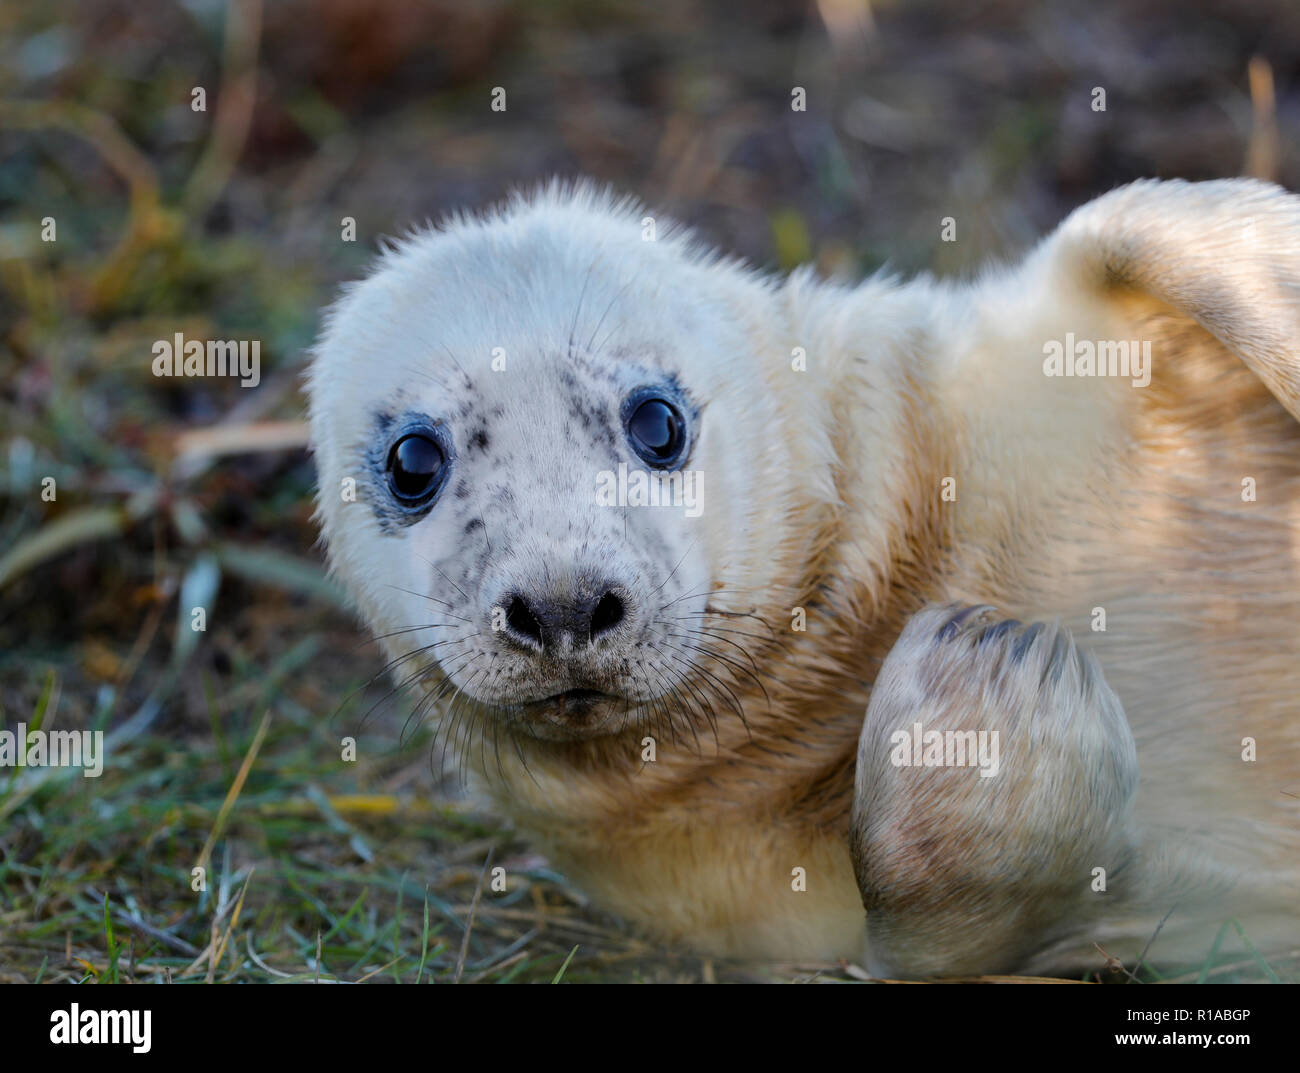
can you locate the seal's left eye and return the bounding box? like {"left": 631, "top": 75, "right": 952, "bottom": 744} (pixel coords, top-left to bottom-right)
{"left": 386, "top": 433, "right": 446, "bottom": 506}
{"left": 626, "top": 397, "right": 686, "bottom": 468}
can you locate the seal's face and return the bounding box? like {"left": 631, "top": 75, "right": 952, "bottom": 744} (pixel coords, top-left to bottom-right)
{"left": 309, "top": 186, "right": 783, "bottom": 744}
{"left": 364, "top": 349, "right": 709, "bottom": 742}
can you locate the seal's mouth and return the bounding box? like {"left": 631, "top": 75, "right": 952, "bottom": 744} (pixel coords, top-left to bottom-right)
{"left": 530, "top": 687, "right": 616, "bottom": 712}
{"left": 548, "top": 688, "right": 609, "bottom": 704}
{"left": 512, "top": 686, "right": 625, "bottom": 737}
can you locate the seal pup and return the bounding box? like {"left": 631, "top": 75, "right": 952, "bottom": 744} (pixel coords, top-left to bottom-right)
{"left": 308, "top": 179, "right": 1300, "bottom": 976}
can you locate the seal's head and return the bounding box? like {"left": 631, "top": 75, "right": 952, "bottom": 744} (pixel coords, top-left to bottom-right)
{"left": 307, "top": 183, "right": 803, "bottom": 746}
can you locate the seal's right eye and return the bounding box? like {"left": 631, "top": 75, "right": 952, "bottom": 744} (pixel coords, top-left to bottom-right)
{"left": 386, "top": 433, "right": 446, "bottom": 506}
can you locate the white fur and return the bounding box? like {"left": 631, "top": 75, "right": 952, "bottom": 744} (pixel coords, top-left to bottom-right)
{"left": 309, "top": 178, "right": 1300, "bottom": 973}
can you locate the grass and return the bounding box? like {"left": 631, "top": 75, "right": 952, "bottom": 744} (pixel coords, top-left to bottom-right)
{"left": 0, "top": 661, "right": 1294, "bottom": 983}
{"left": 0, "top": 673, "right": 871, "bottom": 984}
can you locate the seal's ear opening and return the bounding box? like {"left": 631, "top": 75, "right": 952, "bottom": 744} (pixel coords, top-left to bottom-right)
{"left": 1039, "top": 178, "right": 1300, "bottom": 420}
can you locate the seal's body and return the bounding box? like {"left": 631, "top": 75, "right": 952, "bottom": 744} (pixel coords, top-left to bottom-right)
{"left": 309, "top": 180, "right": 1300, "bottom": 975}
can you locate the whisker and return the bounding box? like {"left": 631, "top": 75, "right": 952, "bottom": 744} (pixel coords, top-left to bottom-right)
{"left": 646, "top": 539, "right": 698, "bottom": 600}
{"left": 585, "top": 276, "right": 638, "bottom": 357}
{"left": 668, "top": 627, "right": 771, "bottom": 712}
{"left": 660, "top": 637, "right": 754, "bottom": 739}
{"left": 400, "top": 648, "right": 479, "bottom": 745}
{"left": 380, "top": 583, "right": 472, "bottom": 621}
{"left": 414, "top": 554, "right": 471, "bottom": 603}
{"left": 568, "top": 260, "right": 597, "bottom": 359}
{"left": 364, "top": 622, "right": 465, "bottom": 647}
{"left": 651, "top": 648, "right": 718, "bottom": 755}
{"left": 427, "top": 655, "right": 484, "bottom": 782}
{"left": 671, "top": 623, "right": 769, "bottom": 679}
{"left": 334, "top": 636, "right": 472, "bottom": 737}
{"left": 669, "top": 605, "right": 779, "bottom": 637}
{"left": 663, "top": 615, "right": 777, "bottom": 646}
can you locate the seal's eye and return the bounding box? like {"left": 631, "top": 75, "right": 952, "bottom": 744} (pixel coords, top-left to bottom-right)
{"left": 386, "top": 433, "right": 446, "bottom": 506}
{"left": 626, "top": 397, "right": 686, "bottom": 468}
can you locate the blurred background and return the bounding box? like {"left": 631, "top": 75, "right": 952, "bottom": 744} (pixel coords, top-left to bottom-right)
{"left": 0, "top": 0, "right": 1297, "bottom": 983}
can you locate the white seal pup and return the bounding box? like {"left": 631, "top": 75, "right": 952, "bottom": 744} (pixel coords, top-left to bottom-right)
{"left": 308, "top": 179, "right": 1300, "bottom": 976}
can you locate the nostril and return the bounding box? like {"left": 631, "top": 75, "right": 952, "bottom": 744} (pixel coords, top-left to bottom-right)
{"left": 590, "top": 591, "right": 625, "bottom": 640}
{"left": 505, "top": 595, "right": 543, "bottom": 646}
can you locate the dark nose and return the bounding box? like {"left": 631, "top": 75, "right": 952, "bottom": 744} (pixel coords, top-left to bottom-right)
{"left": 500, "top": 586, "right": 626, "bottom": 651}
